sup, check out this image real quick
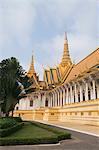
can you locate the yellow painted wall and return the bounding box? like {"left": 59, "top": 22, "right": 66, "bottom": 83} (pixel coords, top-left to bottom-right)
{"left": 14, "top": 99, "right": 99, "bottom": 126}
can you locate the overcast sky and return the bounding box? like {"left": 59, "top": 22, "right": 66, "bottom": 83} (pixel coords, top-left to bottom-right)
{"left": 0, "top": 0, "right": 98, "bottom": 79}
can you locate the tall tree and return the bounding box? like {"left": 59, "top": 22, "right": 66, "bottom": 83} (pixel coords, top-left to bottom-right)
{"left": 0, "top": 57, "right": 31, "bottom": 116}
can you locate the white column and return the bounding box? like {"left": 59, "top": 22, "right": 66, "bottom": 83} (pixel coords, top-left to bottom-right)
{"left": 63, "top": 86, "right": 66, "bottom": 105}
{"left": 50, "top": 94, "right": 53, "bottom": 107}
{"left": 70, "top": 85, "right": 73, "bottom": 103}
{"left": 92, "top": 80, "right": 96, "bottom": 99}
{"left": 55, "top": 90, "right": 58, "bottom": 106}
{"left": 53, "top": 91, "right": 57, "bottom": 107}
{"left": 51, "top": 93, "right": 53, "bottom": 107}
{"left": 74, "top": 84, "right": 78, "bottom": 103}
{"left": 41, "top": 93, "right": 46, "bottom": 107}
{"left": 80, "top": 85, "right": 83, "bottom": 102}
{"left": 53, "top": 92, "right": 55, "bottom": 107}
{"left": 59, "top": 88, "right": 62, "bottom": 106}
{"left": 96, "top": 80, "right": 99, "bottom": 98}
{"left": 67, "top": 85, "right": 71, "bottom": 104}
{"left": 85, "top": 82, "right": 88, "bottom": 101}
{"left": 66, "top": 86, "right": 69, "bottom": 104}
{"left": 57, "top": 89, "right": 60, "bottom": 106}
{"left": 52, "top": 92, "right": 55, "bottom": 107}
{"left": 55, "top": 91, "right": 58, "bottom": 107}
{"left": 61, "top": 87, "right": 64, "bottom": 106}
{"left": 48, "top": 93, "right": 51, "bottom": 107}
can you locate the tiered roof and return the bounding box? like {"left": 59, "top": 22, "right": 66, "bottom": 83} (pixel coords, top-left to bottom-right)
{"left": 43, "top": 33, "right": 73, "bottom": 88}
{"left": 27, "top": 34, "right": 99, "bottom": 92}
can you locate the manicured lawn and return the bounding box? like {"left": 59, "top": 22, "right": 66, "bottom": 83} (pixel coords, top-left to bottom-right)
{"left": 5, "top": 122, "right": 56, "bottom": 138}
{"left": 0, "top": 121, "right": 71, "bottom": 145}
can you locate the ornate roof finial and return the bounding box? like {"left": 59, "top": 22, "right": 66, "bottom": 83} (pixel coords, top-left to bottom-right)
{"left": 64, "top": 32, "right": 68, "bottom": 44}
{"left": 27, "top": 51, "right": 36, "bottom": 77}
{"left": 61, "top": 32, "right": 72, "bottom": 66}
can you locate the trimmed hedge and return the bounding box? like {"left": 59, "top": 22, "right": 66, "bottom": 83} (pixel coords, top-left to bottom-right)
{"left": 0, "top": 136, "right": 58, "bottom": 146}
{"left": 0, "top": 117, "right": 22, "bottom": 130}
{"left": 32, "top": 121, "right": 71, "bottom": 140}
{"left": 0, "top": 118, "right": 17, "bottom": 129}
{"left": 13, "top": 117, "right": 22, "bottom": 122}
{"left": 8, "top": 117, "right": 22, "bottom": 122}
{"left": 1, "top": 117, "right": 22, "bottom": 122}
{"left": 0, "top": 122, "right": 24, "bottom": 137}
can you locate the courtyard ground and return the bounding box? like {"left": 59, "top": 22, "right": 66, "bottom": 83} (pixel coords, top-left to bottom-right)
{"left": 0, "top": 128, "right": 98, "bottom": 150}
{"left": 0, "top": 121, "right": 99, "bottom": 150}
{"left": 36, "top": 120, "right": 99, "bottom": 136}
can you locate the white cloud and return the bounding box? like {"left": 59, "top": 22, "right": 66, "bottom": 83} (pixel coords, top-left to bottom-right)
{"left": 0, "top": 0, "right": 98, "bottom": 80}
{"left": 0, "top": 0, "right": 36, "bottom": 57}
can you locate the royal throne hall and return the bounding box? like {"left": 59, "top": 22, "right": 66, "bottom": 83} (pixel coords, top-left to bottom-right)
{"left": 14, "top": 33, "right": 99, "bottom": 126}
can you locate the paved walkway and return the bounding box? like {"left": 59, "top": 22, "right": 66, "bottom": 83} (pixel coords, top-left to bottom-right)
{"left": 36, "top": 120, "right": 99, "bottom": 137}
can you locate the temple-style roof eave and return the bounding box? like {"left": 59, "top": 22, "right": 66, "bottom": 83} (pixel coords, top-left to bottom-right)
{"left": 61, "top": 64, "right": 74, "bottom": 83}
{"left": 46, "top": 67, "right": 99, "bottom": 94}
{"left": 74, "top": 48, "right": 99, "bottom": 68}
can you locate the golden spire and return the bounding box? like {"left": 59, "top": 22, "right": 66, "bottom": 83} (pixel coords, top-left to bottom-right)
{"left": 27, "top": 53, "right": 36, "bottom": 77}
{"left": 61, "top": 32, "right": 72, "bottom": 66}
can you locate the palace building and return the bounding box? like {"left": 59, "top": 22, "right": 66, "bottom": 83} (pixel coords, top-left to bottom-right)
{"left": 14, "top": 33, "right": 99, "bottom": 126}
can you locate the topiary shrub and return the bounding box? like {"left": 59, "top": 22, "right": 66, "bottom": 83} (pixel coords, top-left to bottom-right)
{"left": 9, "top": 117, "right": 22, "bottom": 122}
{"left": 0, "top": 118, "right": 17, "bottom": 129}
{"left": 0, "top": 122, "right": 24, "bottom": 137}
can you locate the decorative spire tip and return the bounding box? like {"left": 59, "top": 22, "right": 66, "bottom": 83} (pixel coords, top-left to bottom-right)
{"left": 64, "top": 32, "right": 68, "bottom": 44}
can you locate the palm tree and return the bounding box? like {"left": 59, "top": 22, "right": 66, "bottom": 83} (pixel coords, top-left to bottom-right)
{"left": 0, "top": 57, "right": 31, "bottom": 116}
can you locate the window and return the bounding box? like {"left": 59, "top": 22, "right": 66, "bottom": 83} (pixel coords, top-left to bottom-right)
{"left": 83, "top": 90, "right": 85, "bottom": 101}
{"left": 51, "top": 113, "right": 54, "bottom": 115}
{"left": 78, "top": 93, "right": 80, "bottom": 102}
{"left": 74, "top": 95, "right": 75, "bottom": 103}
{"left": 16, "top": 106, "right": 19, "bottom": 110}
{"left": 88, "top": 88, "right": 91, "bottom": 100}
{"left": 30, "top": 100, "right": 33, "bottom": 107}
{"left": 81, "top": 112, "right": 84, "bottom": 116}
{"left": 95, "top": 85, "right": 97, "bottom": 99}
{"left": 45, "top": 99, "right": 48, "bottom": 107}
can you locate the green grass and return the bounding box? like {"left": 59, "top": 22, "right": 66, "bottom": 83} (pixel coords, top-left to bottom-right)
{"left": 0, "top": 121, "right": 71, "bottom": 145}
{"left": 5, "top": 122, "right": 56, "bottom": 138}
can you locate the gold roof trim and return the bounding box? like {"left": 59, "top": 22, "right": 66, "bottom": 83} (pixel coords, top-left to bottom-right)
{"left": 65, "top": 48, "right": 99, "bottom": 83}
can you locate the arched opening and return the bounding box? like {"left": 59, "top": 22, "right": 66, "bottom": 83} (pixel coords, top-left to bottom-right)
{"left": 45, "top": 99, "right": 48, "bottom": 107}
{"left": 88, "top": 87, "right": 91, "bottom": 100}
{"left": 16, "top": 106, "right": 19, "bottom": 110}
{"left": 95, "top": 85, "right": 97, "bottom": 99}
{"left": 78, "top": 92, "right": 80, "bottom": 102}
{"left": 30, "top": 100, "right": 33, "bottom": 107}
{"left": 83, "top": 90, "right": 85, "bottom": 101}
{"left": 74, "top": 94, "right": 75, "bottom": 103}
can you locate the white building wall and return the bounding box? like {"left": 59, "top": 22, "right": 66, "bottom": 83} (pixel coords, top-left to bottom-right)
{"left": 15, "top": 73, "right": 99, "bottom": 111}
